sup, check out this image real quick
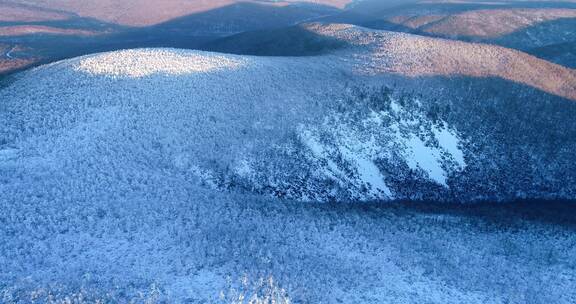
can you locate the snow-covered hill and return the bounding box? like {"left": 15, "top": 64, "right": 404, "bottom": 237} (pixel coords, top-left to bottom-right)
{"left": 3, "top": 24, "right": 576, "bottom": 202}
{"left": 0, "top": 46, "right": 469, "bottom": 203}
{"left": 1, "top": 24, "right": 576, "bottom": 303}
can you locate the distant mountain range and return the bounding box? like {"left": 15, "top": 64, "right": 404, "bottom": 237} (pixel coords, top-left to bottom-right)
{"left": 0, "top": 0, "right": 348, "bottom": 74}
{"left": 2, "top": 0, "right": 575, "bottom": 74}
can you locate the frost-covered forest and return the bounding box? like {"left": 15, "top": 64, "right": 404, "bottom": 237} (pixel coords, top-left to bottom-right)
{"left": 1, "top": 24, "right": 576, "bottom": 303}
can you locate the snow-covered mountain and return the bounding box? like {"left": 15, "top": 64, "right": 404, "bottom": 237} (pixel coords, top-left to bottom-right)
{"left": 7, "top": 0, "right": 353, "bottom": 26}
{"left": 0, "top": 0, "right": 349, "bottom": 75}
{"left": 2, "top": 24, "right": 576, "bottom": 204}
{"left": 0, "top": 48, "right": 460, "bottom": 204}
{"left": 320, "top": 0, "right": 576, "bottom": 68}
{"left": 1, "top": 23, "right": 576, "bottom": 303}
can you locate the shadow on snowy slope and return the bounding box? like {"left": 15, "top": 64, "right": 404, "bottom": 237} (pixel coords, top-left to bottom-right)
{"left": 0, "top": 1, "right": 342, "bottom": 75}
{"left": 312, "top": 199, "right": 576, "bottom": 228}
{"left": 201, "top": 23, "right": 349, "bottom": 56}
{"left": 332, "top": 1, "right": 576, "bottom": 63}
{"left": 2, "top": 52, "right": 576, "bottom": 303}
{"left": 3, "top": 55, "right": 576, "bottom": 204}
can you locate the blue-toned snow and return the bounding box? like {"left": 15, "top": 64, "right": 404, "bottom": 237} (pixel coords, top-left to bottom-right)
{"left": 0, "top": 44, "right": 574, "bottom": 303}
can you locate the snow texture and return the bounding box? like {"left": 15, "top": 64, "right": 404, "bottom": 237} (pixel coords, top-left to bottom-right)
{"left": 0, "top": 37, "right": 574, "bottom": 303}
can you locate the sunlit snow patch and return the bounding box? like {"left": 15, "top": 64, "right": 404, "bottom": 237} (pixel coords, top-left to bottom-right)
{"left": 74, "top": 49, "right": 247, "bottom": 78}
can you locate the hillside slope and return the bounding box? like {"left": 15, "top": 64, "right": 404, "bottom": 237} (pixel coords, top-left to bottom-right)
{"left": 2, "top": 24, "right": 576, "bottom": 303}
{"left": 207, "top": 23, "right": 576, "bottom": 100}
{"left": 3, "top": 25, "right": 576, "bottom": 204}
{"left": 0, "top": 0, "right": 346, "bottom": 75}
{"left": 326, "top": 0, "right": 576, "bottom": 67}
